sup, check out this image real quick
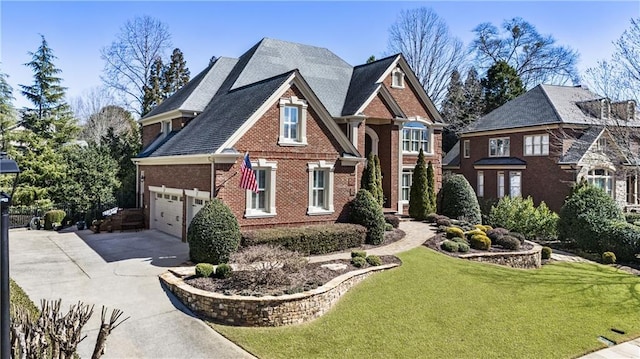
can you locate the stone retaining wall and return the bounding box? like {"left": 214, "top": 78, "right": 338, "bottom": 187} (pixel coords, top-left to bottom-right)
{"left": 160, "top": 263, "right": 399, "bottom": 327}
{"left": 459, "top": 240, "right": 542, "bottom": 269}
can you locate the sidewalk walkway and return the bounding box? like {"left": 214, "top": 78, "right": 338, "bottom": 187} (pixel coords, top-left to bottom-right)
{"left": 308, "top": 220, "right": 434, "bottom": 263}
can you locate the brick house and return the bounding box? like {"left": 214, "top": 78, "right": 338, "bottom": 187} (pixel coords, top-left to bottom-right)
{"left": 132, "top": 38, "right": 444, "bottom": 240}
{"left": 443, "top": 84, "right": 640, "bottom": 213}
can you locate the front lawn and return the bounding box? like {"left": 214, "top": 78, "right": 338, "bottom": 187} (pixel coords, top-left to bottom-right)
{"left": 212, "top": 247, "right": 640, "bottom": 359}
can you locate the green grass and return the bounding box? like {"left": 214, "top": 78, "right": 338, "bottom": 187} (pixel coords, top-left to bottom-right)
{"left": 212, "top": 247, "right": 640, "bottom": 359}
{"left": 10, "top": 278, "right": 39, "bottom": 318}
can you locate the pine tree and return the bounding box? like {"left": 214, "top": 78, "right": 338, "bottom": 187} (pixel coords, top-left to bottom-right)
{"left": 482, "top": 61, "right": 525, "bottom": 114}
{"left": 374, "top": 154, "right": 384, "bottom": 206}
{"left": 163, "top": 48, "right": 190, "bottom": 97}
{"left": 361, "top": 153, "right": 382, "bottom": 206}
{"left": 463, "top": 67, "right": 483, "bottom": 122}
{"left": 142, "top": 57, "right": 164, "bottom": 116}
{"left": 427, "top": 161, "right": 437, "bottom": 213}
{"left": 408, "top": 149, "right": 430, "bottom": 220}
{"left": 0, "top": 70, "right": 17, "bottom": 152}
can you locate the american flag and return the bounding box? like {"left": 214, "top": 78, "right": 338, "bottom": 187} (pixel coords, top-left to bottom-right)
{"left": 239, "top": 153, "right": 258, "bottom": 193}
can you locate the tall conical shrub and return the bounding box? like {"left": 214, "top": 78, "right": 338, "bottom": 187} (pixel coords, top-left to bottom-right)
{"left": 361, "top": 153, "right": 381, "bottom": 205}
{"left": 427, "top": 161, "right": 437, "bottom": 213}
{"left": 409, "top": 148, "right": 430, "bottom": 220}
{"left": 374, "top": 154, "right": 384, "bottom": 206}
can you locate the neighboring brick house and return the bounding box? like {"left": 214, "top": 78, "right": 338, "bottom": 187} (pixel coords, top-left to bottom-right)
{"left": 443, "top": 84, "right": 640, "bottom": 213}
{"left": 132, "top": 38, "right": 444, "bottom": 240}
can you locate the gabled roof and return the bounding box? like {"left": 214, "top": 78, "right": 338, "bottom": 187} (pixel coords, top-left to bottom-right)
{"left": 559, "top": 126, "right": 604, "bottom": 164}
{"left": 341, "top": 55, "right": 398, "bottom": 116}
{"left": 442, "top": 141, "right": 460, "bottom": 168}
{"left": 464, "top": 84, "right": 640, "bottom": 134}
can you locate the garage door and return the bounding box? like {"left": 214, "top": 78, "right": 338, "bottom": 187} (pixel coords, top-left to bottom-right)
{"left": 152, "top": 192, "right": 183, "bottom": 238}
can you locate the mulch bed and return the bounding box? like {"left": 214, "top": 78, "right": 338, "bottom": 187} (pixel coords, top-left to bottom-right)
{"left": 424, "top": 232, "right": 534, "bottom": 257}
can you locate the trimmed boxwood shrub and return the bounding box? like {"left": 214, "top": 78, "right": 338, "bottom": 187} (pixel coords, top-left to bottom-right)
{"left": 495, "top": 235, "right": 520, "bottom": 250}
{"left": 438, "top": 174, "right": 482, "bottom": 225}
{"left": 351, "top": 256, "right": 367, "bottom": 268}
{"left": 440, "top": 240, "right": 459, "bottom": 252}
{"left": 465, "top": 228, "right": 485, "bottom": 240}
{"left": 601, "top": 221, "right": 640, "bottom": 262}
{"left": 451, "top": 236, "right": 467, "bottom": 244}
{"left": 445, "top": 227, "right": 465, "bottom": 239}
{"left": 195, "top": 263, "right": 215, "bottom": 278}
{"left": 458, "top": 242, "right": 470, "bottom": 253}
{"left": 602, "top": 251, "right": 617, "bottom": 264}
{"left": 486, "top": 227, "right": 509, "bottom": 242}
{"left": 366, "top": 255, "right": 382, "bottom": 266}
{"left": 242, "top": 224, "right": 367, "bottom": 255}
{"left": 385, "top": 223, "right": 393, "bottom": 231}
{"left": 470, "top": 234, "right": 491, "bottom": 250}
{"left": 44, "top": 209, "right": 66, "bottom": 230}
{"left": 625, "top": 212, "right": 640, "bottom": 224}
{"left": 188, "top": 199, "right": 240, "bottom": 264}
{"left": 426, "top": 213, "right": 439, "bottom": 223}
{"left": 541, "top": 246, "right": 552, "bottom": 260}
{"left": 214, "top": 263, "right": 233, "bottom": 279}
{"left": 349, "top": 189, "right": 385, "bottom": 245}
{"left": 351, "top": 250, "right": 367, "bottom": 258}
{"left": 436, "top": 217, "right": 452, "bottom": 227}
{"left": 384, "top": 214, "right": 400, "bottom": 229}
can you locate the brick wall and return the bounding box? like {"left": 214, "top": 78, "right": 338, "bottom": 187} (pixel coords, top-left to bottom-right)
{"left": 142, "top": 123, "right": 161, "bottom": 148}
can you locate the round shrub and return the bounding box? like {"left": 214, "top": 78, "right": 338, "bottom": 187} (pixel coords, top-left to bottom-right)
{"left": 470, "top": 234, "right": 491, "bottom": 250}
{"left": 385, "top": 223, "right": 393, "bottom": 231}
{"left": 351, "top": 256, "right": 367, "bottom": 268}
{"left": 215, "top": 263, "right": 233, "bottom": 279}
{"left": 195, "top": 263, "right": 215, "bottom": 278}
{"left": 188, "top": 199, "right": 240, "bottom": 264}
{"left": 541, "top": 246, "right": 552, "bottom": 260}
{"left": 496, "top": 235, "right": 520, "bottom": 250}
{"left": 351, "top": 250, "right": 367, "bottom": 258}
{"left": 458, "top": 242, "right": 470, "bottom": 253}
{"left": 602, "top": 221, "right": 640, "bottom": 262}
{"left": 451, "top": 236, "right": 467, "bottom": 244}
{"left": 465, "top": 228, "right": 485, "bottom": 240}
{"left": 384, "top": 214, "right": 400, "bottom": 229}
{"left": 426, "top": 213, "right": 439, "bottom": 223}
{"left": 438, "top": 174, "right": 482, "bottom": 225}
{"left": 436, "top": 217, "right": 452, "bottom": 227}
{"left": 486, "top": 227, "right": 509, "bottom": 242}
{"left": 349, "top": 189, "right": 385, "bottom": 245}
{"left": 510, "top": 232, "right": 526, "bottom": 244}
{"left": 366, "top": 255, "right": 382, "bottom": 266}
{"left": 445, "top": 226, "right": 465, "bottom": 239}
{"left": 440, "top": 240, "right": 460, "bottom": 252}
{"left": 602, "top": 251, "right": 617, "bottom": 264}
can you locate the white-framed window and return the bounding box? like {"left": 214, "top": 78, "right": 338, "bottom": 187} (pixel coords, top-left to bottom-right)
{"left": 510, "top": 171, "right": 522, "bottom": 197}
{"left": 587, "top": 168, "right": 613, "bottom": 197}
{"left": 401, "top": 169, "right": 413, "bottom": 202}
{"left": 595, "top": 137, "right": 607, "bottom": 152}
{"left": 402, "top": 123, "right": 430, "bottom": 153}
{"left": 497, "top": 171, "right": 505, "bottom": 198}
{"left": 524, "top": 134, "right": 549, "bottom": 156}
{"left": 489, "top": 137, "right": 510, "bottom": 157}
{"left": 391, "top": 67, "right": 405, "bottom": 88}
{"left": 245, "top": 159, "right": 277, "bottom": 218}
{"left": 477, "top": 171, "right": 484, "bottom": 198}
{"left": 161, "top": 121, "right": 172, "bottom": 135}
{"left": 463, "top": 140, "right": 470, "bottom": 158}
{"left": 307, "top": 161, "right": 334, "bottom": 215}
{"left": 279, "top": 96, "right": 308, "bottom": 146}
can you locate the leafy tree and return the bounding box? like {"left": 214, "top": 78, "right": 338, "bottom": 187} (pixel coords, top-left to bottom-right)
{"left": 408, "top": 148, "right": 430, "bottom": 220}
{"left": 438, "top": 174, "right": 482, "bottom": 224}
{"left": 426, "top": 161, "right": 436, "bottom": 212}
{"left": 482, "top": 61, "right": 525, "bottom": 114}
{"left": 101, "top": 15, "right": 172, "bottom": 115}
{"left": 163, "top": 48, "right": 190, "bottom": 98}
{"left": 470, "top": 17, "right": 579, "bottom": 88}
{"left": 101, "top": 127, "right": 141, "bottom": 208}
{"left": 82, "top": 105, "right": 137, "bottom": 145}
{"left": 387, "top": 7, "right": 466, "bottom": 106}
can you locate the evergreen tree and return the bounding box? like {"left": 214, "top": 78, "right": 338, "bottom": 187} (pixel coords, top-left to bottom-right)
{"left": 366, "top": 55, "right": 376, "bottom": 64}
{"left": 361, "top": 153, "right": 380, "bottom": 204}
{"left": 463, "top": 67, "right": 483, "bottom": 121}
{"left": 374, "top": 154, "right": 384, "bottom": 206}
{"left": 408, "top": 149, "right": 430, "bottom": 220}
{"left": 163, "top": 48, "right": 190, "bottom": 97}
{"left": 142, "top": 57, "right": 164, "bottom": 116}
{"left": 426, "top": 161, "right": 436, "bottom": 213}
{"left": 482, "top": 61, "right": 525, "bottom": 114}
{"left": 0, "top": 70, "right": 17, "bottom": 152}
{"left": 101, "top": 126, "right": 141, "bottom": 208}
{"left": 441, "top": 69, "right": 465, "bottom": 152}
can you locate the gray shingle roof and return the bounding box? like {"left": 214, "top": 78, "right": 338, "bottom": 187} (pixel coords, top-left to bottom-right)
{"left": 463, "top": 84, "right": 640, "bottom": 134}
{"left": 442, "top": 140, "right": 460, "bottom": 167}
{"left": 342, "top": 55, "right": 399, "bottom": 116}
{"left": 559, "top": 126, "right": 604, "bottom": 164}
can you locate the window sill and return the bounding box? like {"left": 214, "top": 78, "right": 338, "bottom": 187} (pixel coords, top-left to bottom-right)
{"left": 307, "top": 209, "right": 335, "bottom": 216}
{"left": 391, "top": 84, "right": 405, "bottom": 89}
{"left": 403, "top": 151, "right": 433, "bottom": 156}
{"left": 278, "top": 139, "right": 308, "bottom": 147}
{"left": 244, "top": 211, "right": 277, "bottom": 219}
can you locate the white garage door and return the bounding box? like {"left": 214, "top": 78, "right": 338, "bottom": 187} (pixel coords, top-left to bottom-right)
{"left": 152, "top": 192, "right": 183, "bottom": 238}
{"left": 187, "top": 197, "right": 206, "bottom": 229}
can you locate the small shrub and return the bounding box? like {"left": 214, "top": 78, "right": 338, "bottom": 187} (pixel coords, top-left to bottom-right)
{"left": 458, "top": 242, "right": 470, "bottom": 253}
{"left": 426, "top": 213, "right": 439, "bottom": 223}
{"left": 188, "top": 199, "right": 240, "bottom": 264}
{"left": 496, "top": 235, "right": 521, "bottom": 250}
{"left": 440, "top": 240, "right": 460, "bottom": 252}
{"left": 385, "top": 223, "right": 393, "bottom": 231}
{"left": 602, "top": 251, "right": 617, "bottom": 264}
{"left": 437, "top": 174, "right": 482, "bottom": 225}
{"left": 465, "top": 228, "right": 485, "bottom": 240}
{"left": 351, "top": 256, "right": 367, "bottom": 268}
{"left": 509, "top": 232, "right": 526, "bottom": 244}
{"left": 445, "top": 227, "right": 465, "bottom": 239}
{"left": 231, "top": 245, "right": 308, "bottom": 288}
{"left": 486, "top": 227, "right": 509, "bottom": 242}
{"left": 470, "top": 234, "right": 491, "bottom": 250}
{"left": 366, "top": 255, "right": 382, "bottom": 266}
{"left": 349, "top": 189, "right": 385, "bottom": 245}
{"left": 541, "top": 246, "right": 552, "bottom": 260}
{"left": 195, "top": 263, "right": 215, "bottom": 278}
{"left": 436, "top": 217, "right": 452, "bottom": 227}
{"left": 351, "top": 250, "right": 367, "bottom": 258}
{"left": 215, "top": 263, "right": 233, "bottom": 279}
{"left": 451, "top": 236, "right": 467, "bottom": 244}
{"left": 625, "top": 212, "right": 640, "bottom": 224}
{"left": 602, "top": 221, "right": 640, "bottom": 262}
{"left": 474, "top": 224, "right": 492, "bottom": 232}
{"left": 384, "top": 214, "right": 400, "bottom": 229}
{"left": 44, "top": 209, "right": 66, "bottom": 230}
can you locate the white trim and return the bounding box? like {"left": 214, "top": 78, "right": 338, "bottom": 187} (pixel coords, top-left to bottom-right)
{"left": 497, "top": 172, "right": 505, "bottom": 198}
{"left": 463, "top": 140, "right": 470, "bottom": 159}
{"left": 365, "top": 126, "right": 379, "bottom": 156}
{"left": 477, "top": 171, "right": 484, "bottom": 198}
{"left": 523, "top": 134, "right": 549, "bottom": 156}
{"left": 307, "top": 161, "right": 335, "bottom": 215}
{"left": 244, "top": 159, "right": 277, "bottom": 218}
{"left": 402, "top": 119, "right": 433, "bottom": 155}
{"left": 140, "top": 109, "right": 199, "bottom": 126}
{"left": 391, "top": 67, "right": 405, "bottom": 89}
{"left": 489, "top": 137, "right": 511, "bottom": 157}
{"left": 184, "top": 188, "right": 211, "bottom": 199}
{"left": 354, "top": 85, "right": 405, "bottom": 119}
{"left": 509, "top": 171, "right": 522, "bottom": 197}
{"left": 278, "top": 96, "right": 308, "bottom": 146}
{"left": 148, "top": 185, "right": 183, "bottom": 196}
{"left": 133, "top": 154, "right": 212, "bottom": 165}
{"left": 339, "top": 156, "right": 366, "bottom": 167}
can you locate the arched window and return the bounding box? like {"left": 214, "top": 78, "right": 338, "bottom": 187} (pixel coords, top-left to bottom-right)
{"left": 402, "top": 122, "right": 430, "bottom": 153}
{"left": 392, "top": 68, "right": 405, "bottom": 88}
{"left": 587, "top": 169, "right": 613, "bottom": 196}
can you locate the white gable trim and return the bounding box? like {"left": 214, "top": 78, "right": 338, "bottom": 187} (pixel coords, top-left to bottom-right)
{"left": 355, "top": 84, "right": 406, "bottom": 119}
{"left": 132, "top": 154, "right": 212, "bottom": 165}
{"left": 577, "top": 128, "right": 631, "bottom": 166}
{"left": 140, "top": 109, "right": 199, "bottom": 126}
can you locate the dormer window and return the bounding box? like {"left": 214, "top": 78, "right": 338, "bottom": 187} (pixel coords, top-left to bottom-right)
{"left": 595, "top": 137, "right": 607, "bottom": 152}
{"left": 161, "top": 121, "right": 172, "bottom": 135}
{"left": 279, "top": 96, "right": 308, "bottom": 146}
{"left": 392, "top": 67, "right": 405, "bottom": 89}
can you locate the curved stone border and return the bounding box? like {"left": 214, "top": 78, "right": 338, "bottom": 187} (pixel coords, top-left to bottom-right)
{"left": 160, "top": 262, "right": 400, "bottom": 327}
{"left": 458, "top": 240, "right": 542, "bottom": 269}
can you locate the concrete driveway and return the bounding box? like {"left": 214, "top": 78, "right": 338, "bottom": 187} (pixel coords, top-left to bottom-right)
{"left": 9, "top": 227, "right": 254, "bottom": 359}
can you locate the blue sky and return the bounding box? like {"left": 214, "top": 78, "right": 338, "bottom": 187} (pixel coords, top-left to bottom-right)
{"left": 1, "top": 1, "right": 638, "bottom": 109}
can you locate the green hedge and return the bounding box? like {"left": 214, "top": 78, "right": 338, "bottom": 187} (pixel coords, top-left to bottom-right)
{"left": 44, "top": 209, "right": 66, "bottom": 230}
{"left": 241, "top": 224, "right": 367, "bottom": 255}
